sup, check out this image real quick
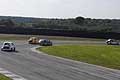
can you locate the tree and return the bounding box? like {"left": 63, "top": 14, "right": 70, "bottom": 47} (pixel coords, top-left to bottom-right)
{"left": 74, "top": 16, "right": 85, "bottom": 25}
{"left": 0, "top": 19, "right": 15, "bottom": 27}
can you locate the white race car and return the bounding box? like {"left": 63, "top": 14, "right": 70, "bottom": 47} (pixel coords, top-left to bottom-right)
{"left": 39, "top": 39, "right": 52, "bottom": 46}
{"left": 1, "top": 42, "right": 16, "bottom": 51}
{"left": 106, "top": 39, "right": 119, "bottom": 45}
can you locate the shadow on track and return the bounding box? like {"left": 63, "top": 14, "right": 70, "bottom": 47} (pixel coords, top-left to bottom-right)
{"left": 1, "top": 50, "right": 19, "bottom": 53}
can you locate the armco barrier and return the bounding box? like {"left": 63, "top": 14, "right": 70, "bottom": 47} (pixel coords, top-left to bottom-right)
{"left": 0, "top": 27, "right": 120, "bottom": 39}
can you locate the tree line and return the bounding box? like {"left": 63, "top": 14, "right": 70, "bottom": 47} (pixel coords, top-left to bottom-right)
{"left": 0, "top": 16, "right": 120, "bottom": 33}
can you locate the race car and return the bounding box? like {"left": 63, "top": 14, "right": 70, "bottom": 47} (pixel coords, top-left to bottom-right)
{"left": 28, "top": 37, "right": 39, "bottom": 44}
{"left": 1, "top": 42, "right": 16, "bottom": 51}
{"left": 39, "top": 39, "right": 52, "bottom": 46}
{"left": 106, "top": 39, "right": 119, "bottom": 45}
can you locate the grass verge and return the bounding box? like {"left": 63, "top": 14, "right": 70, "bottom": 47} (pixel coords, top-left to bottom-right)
{"left": 37, "top": 45, "right": 120, "bottom": 70}
{"left": 0, "top": 74, "right": 12, "bottom": 80}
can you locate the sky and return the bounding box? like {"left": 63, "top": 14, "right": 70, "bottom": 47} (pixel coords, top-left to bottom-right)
{"left": 0, "top": 0, "right": 119, "bottom": 19}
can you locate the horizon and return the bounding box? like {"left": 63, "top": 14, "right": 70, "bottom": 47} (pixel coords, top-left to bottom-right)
{"left": 0, "top": 15, "right": 120, "bottom": 20}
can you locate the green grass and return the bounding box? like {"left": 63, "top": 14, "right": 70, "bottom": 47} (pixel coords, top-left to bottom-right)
{"left": 37, "top": 45, "right": 120, "bottom": 69}
{"left": 0, "top": 74, "right": 12, "bottom": 80}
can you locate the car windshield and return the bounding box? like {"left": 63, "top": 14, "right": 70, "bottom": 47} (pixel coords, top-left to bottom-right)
{"left": 4, "top": 43, "right": 10, "bottom": 46}
{"left": 44, "top": 40, "right": 50, "bottom": 42}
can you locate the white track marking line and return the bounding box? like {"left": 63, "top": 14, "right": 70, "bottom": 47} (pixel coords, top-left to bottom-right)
{"left": 0, "top": 67, "right": 27, "bottom": 80}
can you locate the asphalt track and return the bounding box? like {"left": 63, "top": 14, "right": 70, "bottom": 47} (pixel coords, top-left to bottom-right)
{"left": 0, "top": 40, "right": 120, "bottom": 80}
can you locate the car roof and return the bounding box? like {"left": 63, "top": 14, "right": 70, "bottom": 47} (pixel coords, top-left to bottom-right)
{"left": 3, "top": 42, "right": 13, "bottom": 44}
{"left": 39, "top": 39, "right": 49, "bottom": 41}
{"left": 31, "top": 37, "right": 37, "bottom": 39}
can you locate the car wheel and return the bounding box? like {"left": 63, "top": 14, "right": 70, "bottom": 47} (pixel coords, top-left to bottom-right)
{"left": 49, "top": 44, "right": 52, "bottom": 46}
{"left": 50, "top": 43, "right": 52, "bottom": 46}
{"left": 13, "top": 48, "right": 15, "bottom": 51}
{"left": 39, "top": 43, "right": 42, "bottom": 46}
{"left": 11, "top": 48, "right": 13, "bottom": 51}
{"left": 40, "top": 43, "right": 43, "bottom": 46}
{"left": 107, "top": 42, "right": 110, "bottom": 45}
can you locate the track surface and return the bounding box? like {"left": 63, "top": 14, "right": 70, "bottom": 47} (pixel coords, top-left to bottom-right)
{"left": 0, "top": 40, "right": 120, "bottom": 80}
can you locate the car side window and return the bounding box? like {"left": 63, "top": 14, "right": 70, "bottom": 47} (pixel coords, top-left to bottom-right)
{"left": 11, "top": 43, "right": 14, "bottom": 46}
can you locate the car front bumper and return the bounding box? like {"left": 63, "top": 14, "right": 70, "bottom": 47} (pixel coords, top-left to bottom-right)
{"left": 1, "top": 48, "right": 12, "bottom": 51}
